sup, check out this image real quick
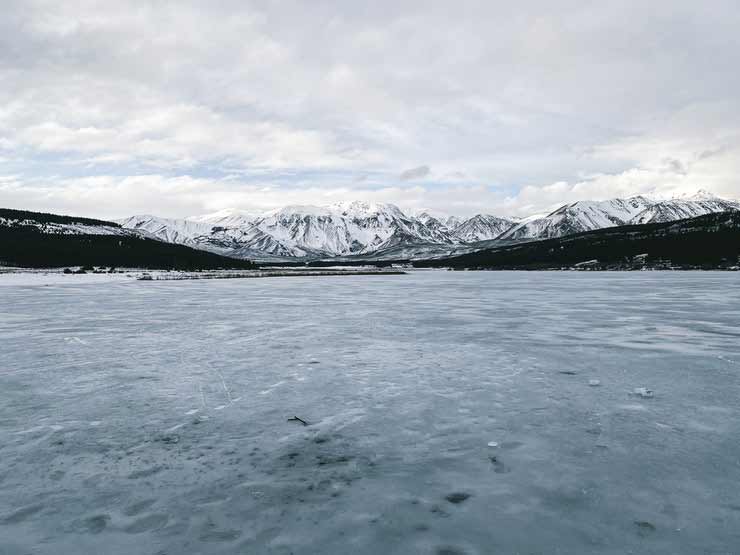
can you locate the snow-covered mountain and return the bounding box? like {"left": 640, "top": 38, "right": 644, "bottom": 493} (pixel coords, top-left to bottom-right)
{"left": 413, "top": 209, "right": 461, "bottom": 230}
{"left": 498, "top": 196, "right": 654, "bottom": 241}
{"left": 120, "top": 214, "right": 299, "bottom": 258}
{"left": 452, "top": 214, "right": 516, "bottom": 242}
{"left": 119, "top": 191, "right": 740, "bottom": 260}
{"left": 630, "top": 191, "right": 740, "bottom": 224}
{"left": 119, "top": 215, "right": 215, "bottom": 245}
{"left": 2, "top": 212, "right": 128, "bottom": 237}
{"left": 122, "top": 201, "right": 464, "bottom": 259}
{"left": 189, "top": 208, "right": 260, "bottom": 227}
{"left": 497, "top": 192, "right": 740, "bottom": 241}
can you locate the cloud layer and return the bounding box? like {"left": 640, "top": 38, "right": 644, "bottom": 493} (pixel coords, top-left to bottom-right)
{"left": 1, "top": 1, "right": 739, "bottom": 218}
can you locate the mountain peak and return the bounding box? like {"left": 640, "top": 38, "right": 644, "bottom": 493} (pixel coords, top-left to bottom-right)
{"left": 190, "top": 208, "right": 260, "bottom": 222}
{"left": 266, "top": 205, "right": 333, "bottom": 218}
{"left": 330, "top": 200, "right": 405, "bottom": 219}
{"left": 119, "top": 190, "right": 739, "bottom": 260}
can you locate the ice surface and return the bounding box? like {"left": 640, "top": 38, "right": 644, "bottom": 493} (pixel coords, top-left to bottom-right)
{"left": 1, "top": 271, "right": 740, "bottom": 554}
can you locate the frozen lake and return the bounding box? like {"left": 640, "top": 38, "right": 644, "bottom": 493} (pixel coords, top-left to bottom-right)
{"left": 1, "top": 271, "right": 740, "bottom": 554}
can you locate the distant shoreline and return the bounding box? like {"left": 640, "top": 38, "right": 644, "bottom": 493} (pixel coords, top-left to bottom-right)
{"left": 0, "top": 267, "right": 406, "bottom": 286}
{"left": 136, "top": 269, "right": 407, "bottom": 280}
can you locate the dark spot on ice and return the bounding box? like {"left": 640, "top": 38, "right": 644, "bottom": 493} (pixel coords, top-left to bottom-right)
{"left": 316, "top": 455, "right": 351, "bottom": 466}
{"left": 309, "top": 361, "right": 320, "bottom": 364}
{"left": 558, "top": 370, "right": 578, "bottom": 375}
{"left": 489, "top": 456, "right": 510, "bottom": 473}
{"left": 156, "top": 434, "right": 180, "bottom": 445}
{"left": 430, "top": 505, "right": 450, "bottom": 517}
{"left": 437, "top": 546, "right": 467, "bottom": 555}
{"left": 313, "top": 436, "right": 329, "bottom": 444}
{"left": 445, "top": 492, "right": 471, "bottom": 504}
{"left": 634, "top": 520, "right": 656, "bottom": 536}
{"left": 414, "top": 523, "right": 429, "bottom": 532}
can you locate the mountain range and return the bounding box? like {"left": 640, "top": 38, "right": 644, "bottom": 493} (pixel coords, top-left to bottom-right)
{"left": 415, "top": 210, "right": 740, "bottom": 271}
{"left": 119, "top": 191, "right": 740, "bottom": 260}
{"left": 3, "top": 191, "right": 740, "bottom": 270}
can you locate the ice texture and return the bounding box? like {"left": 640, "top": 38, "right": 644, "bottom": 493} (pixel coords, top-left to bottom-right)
{"left": 1, "top": 271, "right": 740, "bottom": 554}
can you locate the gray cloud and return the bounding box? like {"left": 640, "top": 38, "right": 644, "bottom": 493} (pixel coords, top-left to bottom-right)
{"left": 0, "top": 1, "right": 739, "bottom": 217}
{"left": 663, "top": 158, "right": 687, "bottom": 175}
{"left": 399, "top": 165, "right": 430, "bottom": 180}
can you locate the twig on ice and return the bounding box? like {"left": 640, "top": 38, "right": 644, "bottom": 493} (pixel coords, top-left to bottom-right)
{"left": 287, "top": 416, "right": 308, "bottom": 426}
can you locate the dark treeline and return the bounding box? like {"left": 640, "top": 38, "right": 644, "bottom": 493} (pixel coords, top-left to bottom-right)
{"left": 413, "top": 212, "right": 740, "bottom": 270}
{"left": 0, "top": 225, "right": 256, "bottom": 271}
{"left": 0, "top": 208, "right": 122, "bottom": 228}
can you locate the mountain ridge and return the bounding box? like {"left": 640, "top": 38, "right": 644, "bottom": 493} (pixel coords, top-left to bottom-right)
{"left": 119, "top": 191, "right": 740, "bottom": 260}
{"left": 0, "top": 208, "right": 256, "bottom": 269}
{"left": 414, "top": 211, "right": 740, "bottom": 270}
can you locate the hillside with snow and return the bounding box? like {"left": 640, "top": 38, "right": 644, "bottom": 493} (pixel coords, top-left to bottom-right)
{"left": 498, "top": 192, "right": 740, "bottom": 241}
{"left": 0, "top": 208, "right": 256, "bottom": 269}
{"left": 122, "top": 201, "right": 473, "bottom": 260}
{"left": 4, "top": 190, "right": 740, "bottom": 266}
{"left": 116, "top": 191, "right": 740, "bottom": 260}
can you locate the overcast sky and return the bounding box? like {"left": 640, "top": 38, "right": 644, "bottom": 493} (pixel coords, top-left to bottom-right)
{"left": 1, "top": 1, "right": 739, "bottom": 218}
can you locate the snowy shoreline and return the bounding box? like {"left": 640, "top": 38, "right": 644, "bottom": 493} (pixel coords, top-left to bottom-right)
{"left": 0, "top": 267, "right": 406, "bottom": 286}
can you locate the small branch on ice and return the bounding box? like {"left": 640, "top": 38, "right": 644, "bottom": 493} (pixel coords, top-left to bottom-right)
{"left": 287, "top": 416, "right": 308, "bottom": 426}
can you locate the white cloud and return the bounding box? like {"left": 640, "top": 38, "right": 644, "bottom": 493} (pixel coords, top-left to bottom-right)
{"left": 1, "top": 1, "right": 739, "bottom": 216}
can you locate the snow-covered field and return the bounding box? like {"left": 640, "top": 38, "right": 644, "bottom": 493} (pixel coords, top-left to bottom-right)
{"left": 1, "top": 271, "right": 739, "bottom": 554}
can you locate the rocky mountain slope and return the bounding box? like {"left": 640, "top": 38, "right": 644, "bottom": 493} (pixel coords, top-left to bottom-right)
{"left": 415, "top": 211, "right": 740, "bottom": 270}
{"left": 122, "top": 201, "right": 476, "bottom": 259}
{"left": 118, "top": 191, "right": 740, "bottom": 260}
{"left": 498, "top": 191, "right": 739, "bottom": 241}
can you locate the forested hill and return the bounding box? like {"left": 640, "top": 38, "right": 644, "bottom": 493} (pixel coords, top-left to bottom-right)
{"left": 413, "top": 211, "right": 740, "bottom": 270}
{"left": 0, "top": 208, "right": 256, "bottom": 270}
